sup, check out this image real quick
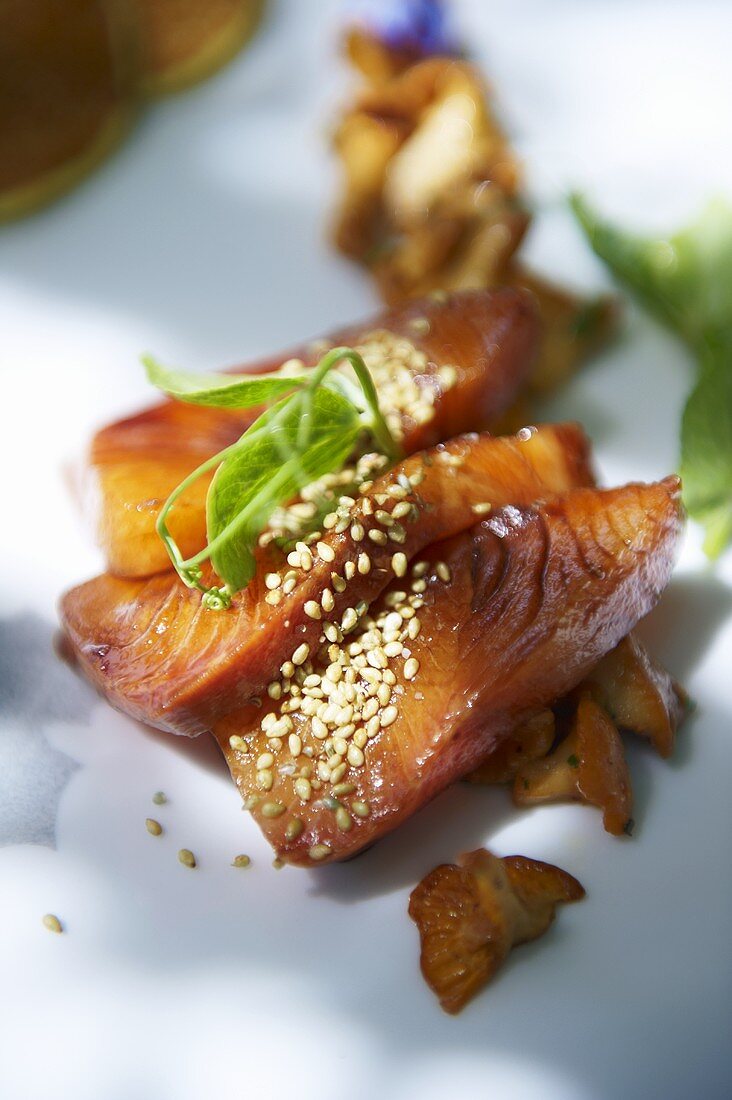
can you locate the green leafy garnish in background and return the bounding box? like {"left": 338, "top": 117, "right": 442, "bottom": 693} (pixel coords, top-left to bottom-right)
{"left": 145, "top": 347, "right": 401, "bottom": 607}
{"left": 571, "top": 194, "right": 732, "bottom": 558}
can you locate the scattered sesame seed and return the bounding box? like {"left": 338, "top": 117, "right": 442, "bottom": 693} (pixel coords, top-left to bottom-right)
{"left": 321, "top": 588, "right": 335, "bottom": 612}
{"left": 436, "top": 561, "right": 452, "bottom": 583}
{"left": 308, "top": 844, "right": 331, "bottom": 861}
{"left": 304, "top": 600, "right": 322, "bottom": 620}
{"left": 335, "top": 806, "right": 353, "bottom": 831}
{"left": 368, "top": 529, "right": 387, "bottom": 545}
{"left": 42, "top": 914, "right": 63, "bottom": 934}
{"left": 380, "top": 705, "right": 398, "bottom": 728}
{"left": 317, "top": 541, "right": 335, "bottom": 562}
{"left": 332, "top": 782, "right": 357, "bottom": 796}
{"left": 286, "top": 818, "right": 304, "bottom": 841}
{"left": 347, "top": 744, "right": 365, "bottom": 767}
{"left": 267, "top": 682, "right": 282, "bottom": 700}
{"left": 391, "top": 501, "right": 412, "bottom": 519}
{"left": 261, "top": 801, "right": 285, "bottom": 819}
{"left": 350, "top": 523, "right": 365, "bottom": 541}
{"left": 404, "top": 657, "right": 420, "bottom": 680}
{"left": 256, "top": 752, "right": 274, "bottom": 770}
{"left": 391, "top": 552, "right": 407, "bottom": 577}
{"left": 295, "top": 777, "right": 312, "bottom": 801}
{"left": 351, "top": 801, "right": 371, "bottom": 818}
{"left": 357, "top": 552, "right": 372, "bottom": 574}
{"left": 292, "top": 643, "right": 310, "bottom": 666}
{"left": 344, "top": 561, "right": 356, "bottom": 580}
{"left": 178, "top": 849, "right": 196, "bottom": 869}
{"left": 288, "top": 733, "right": 302, "bottom": 757}
{"left": 265, "top": 572, "right": 281, "bottom": 590}
{"left": 152, "top": 791, "right": 167, "bottom": 805}
{"left": 146, "top": 818, "right": 163, "bottom": 836}
{"left": 257, "top": 769, "right": 274, "bottom": 791}
{"left": 232, "top": 854, "right": 251, "bottom": 868}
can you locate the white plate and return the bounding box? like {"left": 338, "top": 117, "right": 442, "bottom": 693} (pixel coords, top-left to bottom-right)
{"left": 1, "top": 3, "right": 731, "bottom": 1098}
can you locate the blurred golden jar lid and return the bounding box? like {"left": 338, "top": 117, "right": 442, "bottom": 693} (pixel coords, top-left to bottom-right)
{"left": 0, "top": 0, "right": 140, "bottom": 222}
{"left": 0, "top": 0, "right": 266, "bottom": 222}
{"left": 135, "top": 0, "right": 267, "bottom": 95}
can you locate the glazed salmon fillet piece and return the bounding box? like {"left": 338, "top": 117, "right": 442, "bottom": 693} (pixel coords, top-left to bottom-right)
{"left": 61, "top": 424, "right": 593, "bottom": 736}
{"left": 214, "top": 478, "right": 682, "bottom": 865}
{"left": 90, "top": 287, "right": 539, "bottom": 577}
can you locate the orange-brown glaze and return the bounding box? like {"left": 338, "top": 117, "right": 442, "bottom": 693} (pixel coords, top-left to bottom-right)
{"left": 90, "top": 287, "right": 539, "bottom": 576}
{"left": 62, "top": 424, "right": 592, "bottom": 736}
{"left": 216, "top": 478, "right": 682, "bottom": 865}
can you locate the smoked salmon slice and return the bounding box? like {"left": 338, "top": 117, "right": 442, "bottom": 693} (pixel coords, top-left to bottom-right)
{"left": 88, "top": 288, "right": 539, "bottom": 576}
{"left": 61, "top": 423, "right": 593, "bottom": 736}
{"left": 214, "top": 478, "right": 682, "bottom": 865}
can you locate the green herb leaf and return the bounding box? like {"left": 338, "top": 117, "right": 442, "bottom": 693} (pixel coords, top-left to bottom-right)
{"left": 571, "top": 193, "right": 732, "bottom": 557}
{"left": 143, "top": 354, "right": 308, "bottom": 409}
{"left": 680, "top": 342, "right": 732, "bottom": 558}
{"left": 205, "top": 387, "right": 361, "bottom": 591}
{"left": 570, "top": 195, "right": 732, "bottom": 349}
{"left": 151, "top": 346, "right": 401, "bottom": 602}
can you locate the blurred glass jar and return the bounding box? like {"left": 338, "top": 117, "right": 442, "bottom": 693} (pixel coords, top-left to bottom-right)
{"left": 0, "top": 0, "right": 266, "bottom": 222}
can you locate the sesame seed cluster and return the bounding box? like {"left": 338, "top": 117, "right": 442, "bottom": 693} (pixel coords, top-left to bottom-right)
{"left": 230, "top": 463, "right": 455, "bottom": 860}
{"left": 259, "top": 329, "right": 458, "bottom": 551}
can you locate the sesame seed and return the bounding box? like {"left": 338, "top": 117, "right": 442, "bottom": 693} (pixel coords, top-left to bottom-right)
{"left": 281, "top": 660, "right": 295, "bottom": 678}
{"left": 350, "top": 523, "right": 365, "bottom": 541}
{"left": 351, "top": 801, "right": 371, "bottom": 818}
{"left": 391, "top": 501, "right": 412, "bottom": 519}
{"left": 366, "top": 715, "right": 381, "bottom": 738}
{"left": 388, "top": 525, "right": 406, "bottom": 543}
{"left": 472, "top": 502, "right": 492, "bottom": 515}
{"left": 272, "top": 858, "right": 284, "bottom": 869}
{"left": 265, "top": 590, "right": 281, "bottom": 606}
{"left": 347, "top": 744, "right": 365, "bottom": 767}
{"left": 404, "top": 657, "right": 419, "bottom": 680}
{"left": 341, "top": 607, "right": 358, "bottom": 632}
{"left": 308, "top": 844, "right": 331, "bottom": 861}
{"left": 286, "top": 818, "right": 304, "bottom": 841}
{"left": 292, "top": 643, "right": 310, "bottom": 666}
{"left": 178, "top": 849, "right": 196, "bottom": 868}
{"left": 261, "top": 801, "right": 285, "bottom": 819}
{"left": 368, "top": 529, "right": 387, "bottom": 545}
{"left": 331, "top": 573, "right": 347, "bottom": 593}
{"left": 411, "top": 578, "right": 427, "bottom": 593}
{"left": 42, "top": 914, "right": 63, "bottom": 933}
{"left": 357, "top": 552, "right": 371, "bottom": 575}
{"left": 323, "top": 512, "right": 338, "bottom": 529}
{"left": 332, "top": 782, "right": 357, "bottom": 796}
{"left": 146, "top": 818, "right": 162, "bottom": 836}
{"left": 300, "top": 550, "right": 313, "bottom": 571}
{"left": 335, "top": 807, "right": 353, "bottom": 831}
{"left": 344, "top": 561, "right": 356, "bottom": 580}
{"left": 304, "top": 601, "right": 322, "bottom": 620}
{"left": 294, "top": 777, "right": 312, "bottom": 801}
{"left": 377, "top": 682, "right": 392, "bottom": 707}
{"left": 258, "top": 769, "right": 274, "bottom": 790}
{"left": 267, "top": 682, "right": 282, "bottom": 700}
{"left": 330, "top": 762, "right": 348, "bottom": 784}
{"left": 312, "top": 717, "right": 328, "bottom": 739}
{"left": 384, "top": 641, "right": 403, "bottom": 658}
{"left": 324, "top": 622, "right": 340, "bottom": 643}
{"left": 407, "top": 617, "right": 421, "bottom": 639}
{"left": 287, "top": 551, "right": 301, "bottom": 568}
{"left": 380, "top": 705, "right": 398, "bottom": 728}
{"left": 283, "top": 578, "right": 297, "bottom": 595}
{"left": 321, "top": 589, "right": 335, "bottom": 612}
{"left": 288, "top": 733, "right": 302, "bottom": 756}
{"left": 353, "top": 729, "right": 368, "bottom": 749}
{"left": 436, "top": 562, "right": 452, "bottom": 583}
{"left": 375, "top": 509, "right": 393, "bottom": 527}
{"left": 232, "top": 854, "right": 251, "bottom": 868}
{"left": 383, "top": 611, "right": 403, "bottom": 633}
{"left": 257, "top": 752, "right": 274, "bottom": 770}
{"left": 265, "top": 572, "right": 281, "bottom": 590}
{"left": 317, "top": 541, "right": 335, "bottom": 562}
{"left": 229, "top": 734, "right": 246, "bottom": 751}
{"left": 152, "top": 791, "right": 167, "bottom": 805}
